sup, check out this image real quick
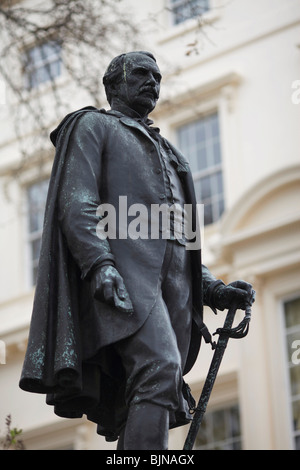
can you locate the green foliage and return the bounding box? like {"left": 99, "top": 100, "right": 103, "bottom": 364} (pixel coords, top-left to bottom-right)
{"left": 0, "top": 414, "right": 25, "bottom": 450}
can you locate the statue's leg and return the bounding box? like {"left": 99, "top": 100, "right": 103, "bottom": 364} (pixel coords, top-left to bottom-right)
{"left": 122, "top": 402, "right": 169, "bottom": 450}
{"left": 161, "top": 241, "right": 192, "bottom": 369}
{"left": 114, "top": 295, "right": 182, "bottom": 450}
{"left": 115, "top": 241, "right": 193, "bottom": 450}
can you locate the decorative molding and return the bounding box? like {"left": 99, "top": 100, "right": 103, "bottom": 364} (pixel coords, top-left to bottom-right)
{"left": 220, "top": 84, "right": 236, "bottom": 114}
{"left": 154, "top": 70, "right": 243, "bottom": 120}
{"left": 221, "top": 164, "right": 300, "bottom": 238}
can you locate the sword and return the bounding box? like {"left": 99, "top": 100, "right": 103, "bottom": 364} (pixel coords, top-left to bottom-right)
{"left": 183, "top": 302, "right": 252, "bottom": 450}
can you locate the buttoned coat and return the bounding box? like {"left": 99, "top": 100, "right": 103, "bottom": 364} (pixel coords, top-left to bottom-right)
{"left": 20, "top": 107, "right": 210, "bottom": 439}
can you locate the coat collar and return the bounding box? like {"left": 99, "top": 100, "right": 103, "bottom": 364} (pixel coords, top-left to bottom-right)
{"left": 104, "top": 108, "right": 158, "bottom": 139}
{"left": 102, "top": 108, "right": 190, "bottom": 175}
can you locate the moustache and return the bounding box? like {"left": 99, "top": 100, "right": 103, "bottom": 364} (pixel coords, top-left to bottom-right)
{"left": 139, "top": 86, "right": 159, "bottom": 100}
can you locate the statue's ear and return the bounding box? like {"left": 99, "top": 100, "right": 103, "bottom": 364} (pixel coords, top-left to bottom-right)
{"left": 110, "top": 78, "right": 124, "bottom": 98}
{"left": 109, "top": 82, "right": 118, "bottom": 97}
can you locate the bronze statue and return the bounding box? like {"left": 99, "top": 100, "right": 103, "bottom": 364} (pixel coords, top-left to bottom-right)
{"left": 20, "top": 51, "right": 255, "bottom": 450}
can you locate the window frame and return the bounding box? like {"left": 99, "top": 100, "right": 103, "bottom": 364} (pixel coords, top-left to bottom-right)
{"left": 169, "top": 0, "right": 210, "bottom": 26}
{"left": 281, "top": 294, "right": 300, "bottom": 450}
{"left": 194, "top": 402, "right": 242, "bottom": 450}
{"left": 25, "top": 178, "right": 49, "bottom": 287}
{"left": 23, "top": 40, "right": 62, "bottom": 90}
{"left": 176, "top": 111, "right": 225, "bottom": 226}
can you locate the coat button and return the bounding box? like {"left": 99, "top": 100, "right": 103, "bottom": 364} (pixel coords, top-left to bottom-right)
{"left": 159, "top": 193, "right": 166, "bottom": 200}
{"left": 155, "top": 168, "right": 162, "bottom": 174}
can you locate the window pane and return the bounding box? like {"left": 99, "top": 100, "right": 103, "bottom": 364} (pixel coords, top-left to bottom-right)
{"left": 212, "top": 409, "right": 226, "bottom": 442}
{"left": 217, "top": 197, "right": 225, "bottom": 219}
{"left": 32, "top": 264, "right": 39, "bottom": 287}
{"left": 196, "top": 416, "right": 209, "bottom": 446}
{"left": 195, "top": 404, "right": 242, "bottom": 450}
{"left": 196, "top": 146, "right": 207, "bottom": 171}
{"left": 30, "top": 59, "right": 61, "bottom": 88}
{"left": 31, "top": 237, "right": 42, "bottom": 263}
{"left": 193, "top": 180, "right": 201, "bottom": 201}
{"left": 230, "top": 405, "right": 241, "bottom": 438}
{"left": 213, "top": 140, "right": 221, "bottom": 164}
{"left": 171, "top": 0, "right": 210, "bottom": 25}
{"left": 196, "top": 120, "right": 205, "bottom": 143}
{"left": 25, "top": 41, "right": 62, "bottom": 89}
{"left": 289, "top": 366, "right": 300, "bottom": 397}
{"left": 292, "top": 400, "right": 300, "bottom": 432}
{"left": 285, "top": 298, "right": 300, "bottom": 328}
{"left": 283, "top": 297, "right": 300, "bottom": 449}
{"left": 50, "top": 60, "right": 61, "bottom": 78}
{"left": 27, "top": 180, "right": 49, "bottom": 285}
{"left": 27, "top": 179, "right": 49, "bottom": 232}
{"left": 200, "top": 174, "right": 211, "bottom": 200}
{"left": 177, "top": 113, "right": 224, "bottom": 225}
{"left": 286, "top": 331, "right": 300, "bottom": 364}
{"left": 215, "top": 170, "right": 223, "bottom": 195}
{"left": 211, "top": 113, "right": 219, "bottom": 137}
{"left": 204, "top": 202, "right": 213, "bottom": 225}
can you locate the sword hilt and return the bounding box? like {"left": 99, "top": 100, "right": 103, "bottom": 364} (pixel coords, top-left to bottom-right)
{"left": 213, "top": 304, "right": 252, "bottom": 340}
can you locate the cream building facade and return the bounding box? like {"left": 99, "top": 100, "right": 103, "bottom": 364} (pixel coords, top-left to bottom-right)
{"left": 0, "top": 0, "right": 299, "bottom": 450}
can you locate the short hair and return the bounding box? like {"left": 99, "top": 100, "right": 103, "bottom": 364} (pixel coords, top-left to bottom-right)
{"left": 103, "top": 51, "right": 157, "bottom": 105}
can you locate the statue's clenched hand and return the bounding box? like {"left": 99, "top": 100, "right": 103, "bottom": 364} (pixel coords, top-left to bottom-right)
{"left": 92, "top": 265, "right": 133, "bottom": 313}
{"left": 212, "top": 280, "right": 255, "bottom": 311}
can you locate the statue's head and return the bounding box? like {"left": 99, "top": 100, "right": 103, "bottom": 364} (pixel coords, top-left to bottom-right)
{"left": 103, "top": 51, "right": 161, "bottom": 117}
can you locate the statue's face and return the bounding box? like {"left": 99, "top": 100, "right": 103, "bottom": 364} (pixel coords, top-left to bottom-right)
{"left": 115, "top": 53, "right": 162, "bottom": 117}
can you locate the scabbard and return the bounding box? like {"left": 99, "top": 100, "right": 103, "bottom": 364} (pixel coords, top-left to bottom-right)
{"left": 183, "top": 304, "right": 240, "bottom": 450}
